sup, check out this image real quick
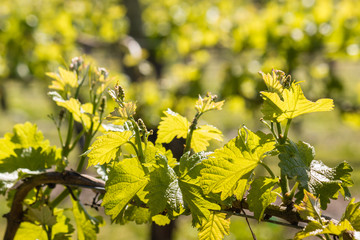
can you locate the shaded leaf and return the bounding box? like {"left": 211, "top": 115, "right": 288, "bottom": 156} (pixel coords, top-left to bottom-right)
{"left": 145, "top": 155, "right": 183, "bottom": 216}
{"left": 201, "top": 128, "right": 275, "bottom": 200}
{"left": 294, "top": 190, "right": 322, "bottom": 221}
{"left": 26, "top": 205, "right": 57, "bottom": 226}
{"left": 279, "top": 141, "right": 353, "bottom": 208}
{"left": 87, "top": 131, "right": 132, "bottom": 167}
{"left": 15, "top": 208, "right": 74, "bottom": 240}
{"left": 342, "top": 198, "right": 360, "bottom": 231}
{"left": 72, "top": 199, "right": 103, "bottom": 240}
{"left": 247, "top": 177, "right": 280, "bottom": 221}
{"left": 198, "top": 212, "right": 230, "bottom": 240}
{"left": 102, "top": 158, "right": 148, "bottom": 219}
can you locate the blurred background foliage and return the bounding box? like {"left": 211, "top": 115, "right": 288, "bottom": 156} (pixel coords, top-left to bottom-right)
{"left": 1, "top": 0, "right": 360, "bottom": 239}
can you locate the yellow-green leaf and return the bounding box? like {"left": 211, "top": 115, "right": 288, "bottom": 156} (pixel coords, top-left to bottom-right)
{"left": 261, "top": 83, "right": 334, "bottom": 122}
{"left": 198, "top": 212, "right": 230, "bottom": 240}
{"left": 192, "top": 125, "right": 223, "bottom": 153}
{"left": 201, "top": 128, "right": 275, "bottom": 200}
{"left": 102, "top": 158, "right": 148, "bottom": 219}
{"left": 87, "top": 131, "right": 133, "bottom": 167}
{"left": 47, "top": 67, "right": 78, "bottom": 91}
{"left": 156, "top": 109, "right": 189, "bottom": 144}
{"left": 195, "top": 94, "right": 224, "bottom": 114}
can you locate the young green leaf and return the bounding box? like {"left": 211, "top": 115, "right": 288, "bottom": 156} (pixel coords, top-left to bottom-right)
{"left": 107, "top": 102, "right": 137, "bottom": 120}
{"left": 294, "top": 190, "right": 322, "bottom": 221}
{"left": 72, "top": 199, "right": 103, "bottom": 240}
{"left": 261, "top": 83, "right": 334, "bottom": 122}
{"left": 195, "top": 93, "right": 224, "bottom": 114}
{"left": 157, "top": 109, "right": 223, "bottom": 152}
{"left": 15, "top": 208, "right": 74, "bottom": 240}
{"left": 198, "top": 212, "right": 230, "bottom": 240}
{"left": 114, "top": 205, "right": 150, "bottom": 225}
{"left": 201, "top": 128, "right": 275, "bottom": 200}
{"left": 87, "top": 131, "right": 133, "bottom": 167}
{"left": 152, "top": 215, "right": 171, "bottom": 226}
{"left": 156, "top": 109, "right": 189, "bottom": 144}
{"left": 279, "top": 141, "right": 353, "bottom": 208}
{"left": 191, "top": 125, "right": 223, "bottom": 153}
{"left": 26, "top": 205, "right": 57, "bottom": 226}
{"left": 342, "top": 198, "right": 360, "bottom": 231}
{"left": 145, "top": 155, "right": 184, "bottom": 216}
{"left": 247, "top": 177, "right": 280, "bottom": 221}
{"left": 102, "top": 157, "right": 148, "bottom": 220}
{"left": 0, "top": 123, "right": 61, "bottom": 172}
{"left": 47, "top": 67, "right": 78, "bottom": 92}
{"left": 259, "top": 70, "right": 284, "bottom": 96}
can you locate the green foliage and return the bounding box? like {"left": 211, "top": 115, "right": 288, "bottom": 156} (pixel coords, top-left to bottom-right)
{"left": 1, "top": 60, "right": 359, "bottom": 240}
{"left": 201, "top": 128, "right": 275, "bottom": 200}
{"left": 198, "top": 212, "right": 230, "bottom": 240}
{"left": 278, "top": 140, "right": 353, "bottom": 208}
{"left": 0, "top": 122, "right": 61, "bottom": 172}
{"left": 247, "top": 177, "right": 280, "bottom": 221}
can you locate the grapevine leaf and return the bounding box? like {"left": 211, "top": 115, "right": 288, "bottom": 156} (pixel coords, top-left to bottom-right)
{"left": 114, "top": 205, "right": 150, "bottom": 225}
{"left": 156, "top": 109, "right": 189, "bottom": 144}
{"left": 293, "top": 221, "right": 324, "bottom": 240}
{"left": 247, "top": 177, "right": 280, "bottom": 221}
{"left": 107, "top": 102, "right": 137, "bottom": 120}
{"left": 26, "top": 205, "right": 57, "bottom": 226}
{"left": 15, "top": 208, "right": 74, "bottom": 240}
{"left": 152, "top": 215, "right": 171, "bottom": 226}
{"left": 201, "top": 128, "right": 275, "bottom": 200}
{"left": 47, "top": 67, "right": 78, "bottom": 91}
{"left": 145, "top": 155, "right": 184, "bottom": 216}
{"left": 259, "top": 71, "right": 283, "bottom": 96}
{"left": 195, "top": 94, "right": 224, "bottom": 113}
{"left": 198, "top": 212, "right": 230, "bottom": 240}
{"left": 72, "top": 198, "right": 103, "bottom": 240}
{"left": 294, "top": 220, "right": 357, "bottom": 240}
{"left": 178, "top": 153, "right": 220, "bottom": 227}
{"left": 261, "top": 83, "right": 334, "bottom": 122}
{"left": 179, "top": 151, "right": 209, "bottom": 177}
{"left": 279, "top": 141, "right": 353, "bottom": 208}
{"left": 342, "top": 198, "right": 360, "bottom": 231}
{"left": 294, "top": 190, "right": 322, "bottom": 221}
{"left": 102, "top": 158, "right": 148, "bottom": 220}
{"left": 192, "top": 125, "right": 223, "bottom": 152}
{"left": 87, "top": 131, "right": 133, "bottom": 167}
{"left": 0, "top": 123, "right": 61, "bottom": 172}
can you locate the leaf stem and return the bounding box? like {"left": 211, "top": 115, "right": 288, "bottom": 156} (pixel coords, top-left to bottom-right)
{"left": 259, "top": 162, "right": 275, "bottom": 179}
{"left": 184, "top": 112, "right": 202, "bottom": 153}
{"left": 260, "top": 119, "right": 279, "bottom": 143}
{"left": 283, "top": 119, "right": 292, "bottom": 142}
{"left": 280, "top": 170, "right": 290, "bottom": 204}
{"left": 130, "top": 118, "right": 148, "bottom": 174}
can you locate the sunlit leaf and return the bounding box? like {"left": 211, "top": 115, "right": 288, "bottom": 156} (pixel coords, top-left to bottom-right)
{"left": 152, "top": 215, "right": 171, "bottom": 226}
{"left": 107, "top": 102, "right": 137, "bottom": 120}
{"left": 198, "top": 212, "right": 230, "bottom": 240}
{"left": 156, "top": 109, "right": 189, "bottom": 144}
{"left": 192, "top": 125, "right": 223, "bottom": 152}
{"left": 102, "top": 158, "right": 148, "bottom": 219}
{"left": 201, "top": 128, "right": 275, "bottom": 200}
{"left": 261, "top": 83, "right": 334, "bottom": 122}
{"left": 195, "top": 93, "right": 224, "bottom": 114}
{"left": 47, "top": 67, "right": 78, "bottom": 91}
{"left": 87, "top": 131, "right": 133, "bottom": 167}
{"left": 0, "top": 123, "right": 61, "bottom": 172}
